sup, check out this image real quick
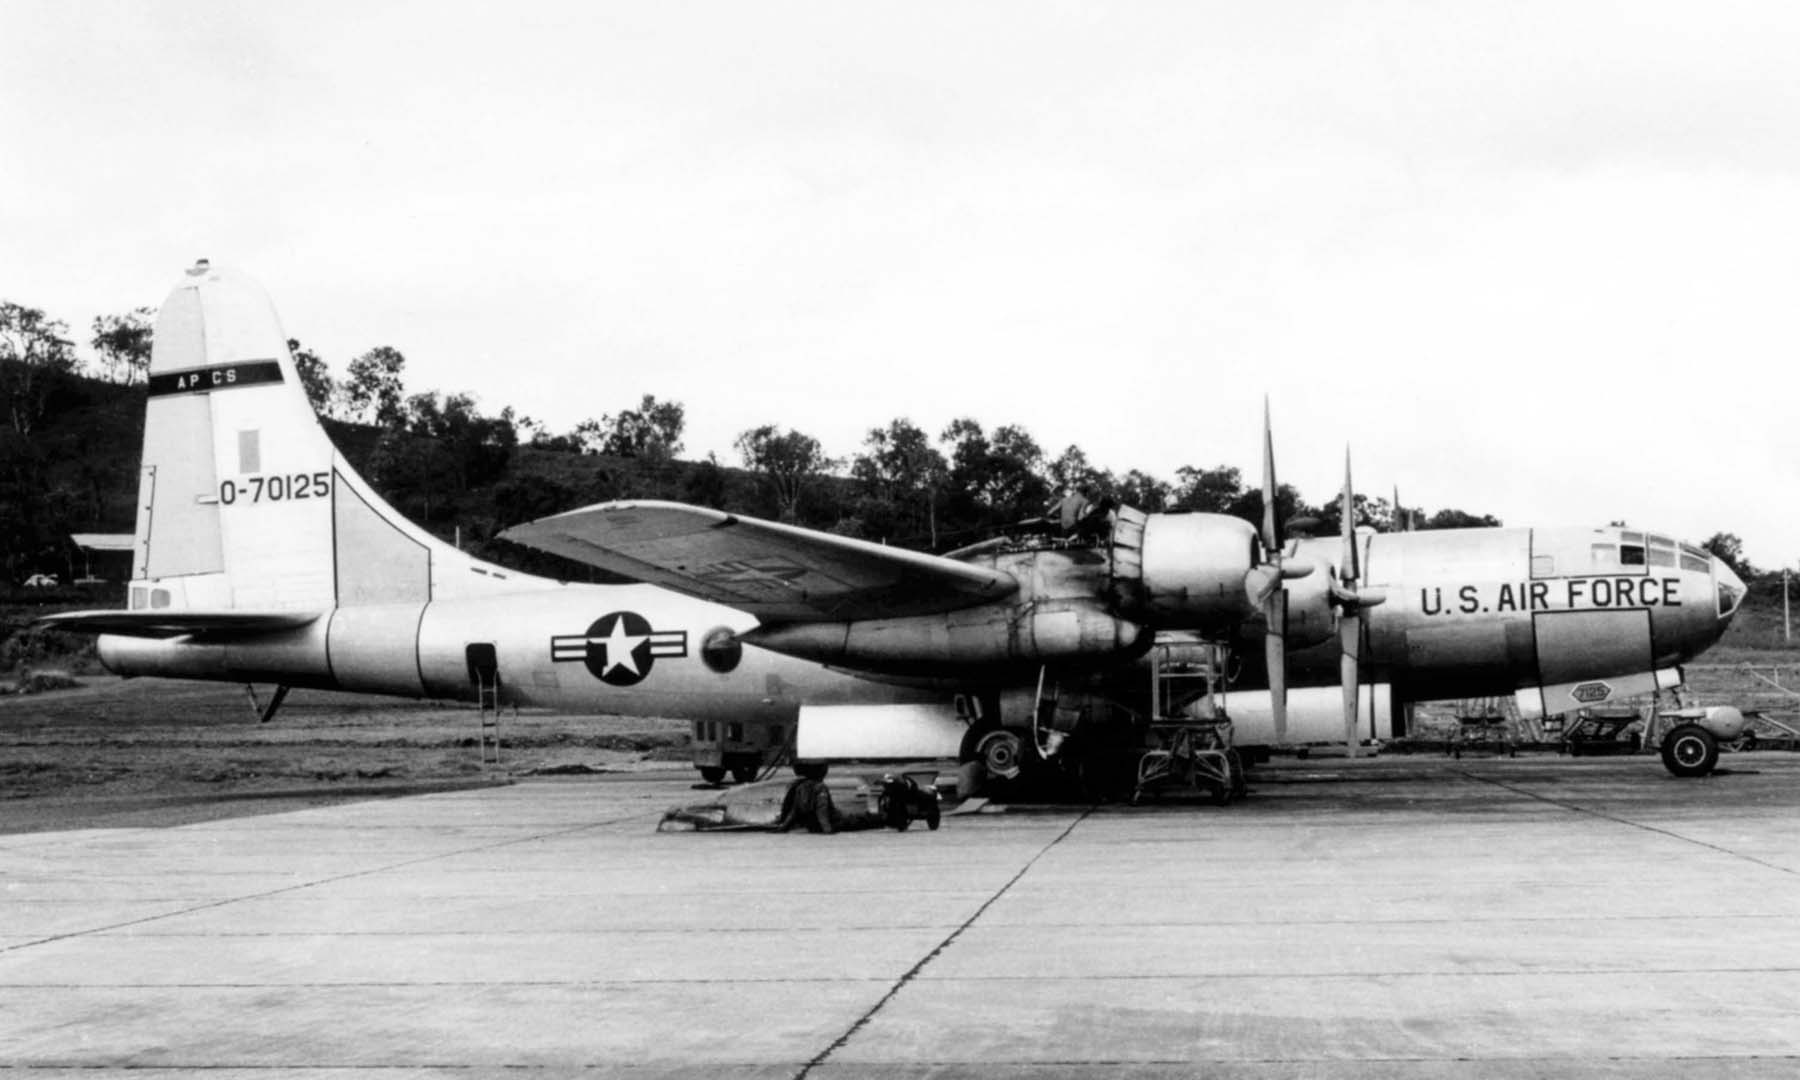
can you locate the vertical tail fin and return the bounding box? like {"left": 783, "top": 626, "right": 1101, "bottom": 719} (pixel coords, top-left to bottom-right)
{"left": 132, "top": 260, "right": 462, "bottom": 614}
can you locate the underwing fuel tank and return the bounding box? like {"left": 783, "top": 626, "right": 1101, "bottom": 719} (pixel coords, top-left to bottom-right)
{"left": 746, "top": 599, "right": 1143, "bottom": 675}
{"left": 746, "top": 545, "right": 1146, "bottom": 675}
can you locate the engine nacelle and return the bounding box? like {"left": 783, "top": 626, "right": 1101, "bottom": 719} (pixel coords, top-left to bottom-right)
{"left": 1117, "top": 511, "right": 1260, "bottom": 632}
{"left": 1270, "top": 554, "right": 1337, "bottom": 649}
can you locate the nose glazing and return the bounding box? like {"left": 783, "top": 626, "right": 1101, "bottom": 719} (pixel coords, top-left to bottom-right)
{"left": 1713, "top": 557, "right": 1746, "bottom": 620}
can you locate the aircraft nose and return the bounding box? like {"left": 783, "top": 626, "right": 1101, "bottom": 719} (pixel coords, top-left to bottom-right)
{"left": 1713, "top": 556, "right": 1746, "bottom": 621}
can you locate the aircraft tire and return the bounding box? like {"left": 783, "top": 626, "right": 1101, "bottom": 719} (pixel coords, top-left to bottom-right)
{"left": 699, "top": 766, "right": 727, "bottom": 785}
{"left": 1661, "top": 724, "right": 1719, "bottom": 778}
{"left": 730, "top": 764, "right": 759, "bottom": 784}
{"left": 973, "top": 728, "right": 1027, "bottom": 781}
{"left": 924, "top": 800, "right": 941, "bottom": 830}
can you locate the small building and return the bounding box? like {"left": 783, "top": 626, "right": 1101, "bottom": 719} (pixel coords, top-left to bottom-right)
{"left": 69, "top": 533, "right": 134, "bottom": 584}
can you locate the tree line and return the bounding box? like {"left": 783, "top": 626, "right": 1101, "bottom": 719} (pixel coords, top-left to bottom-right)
{"left": 0, "top": 295, "right": 1763, "bottom": 587}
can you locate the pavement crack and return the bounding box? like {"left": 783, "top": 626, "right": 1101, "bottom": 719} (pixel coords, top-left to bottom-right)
{"left": 1457, "top": 769, "right": 1799, "bottom": 877}
{"left": 793, "top": 807, "right": 1094, "bottom": 1080}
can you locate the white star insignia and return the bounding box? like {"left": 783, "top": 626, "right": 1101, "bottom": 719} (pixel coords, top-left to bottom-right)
{"left": 599, "top": 617, "right": 648, "bottom": 676}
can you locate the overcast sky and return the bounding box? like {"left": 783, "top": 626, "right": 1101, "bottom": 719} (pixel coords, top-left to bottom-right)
{"left": 5, "top": 1, "right": 1798, "bottom": 565}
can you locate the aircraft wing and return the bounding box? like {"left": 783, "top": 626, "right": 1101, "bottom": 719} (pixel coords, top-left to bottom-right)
{"left": 37, "top": 610, "right": 321, "bottom": 639}
{"left": 499, "top": 500, "right": 1018, "bottom": 622}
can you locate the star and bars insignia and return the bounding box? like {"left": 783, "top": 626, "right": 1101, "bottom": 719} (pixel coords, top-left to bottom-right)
{"left": 550, "top": 610, "right": 687, "bottom": 687}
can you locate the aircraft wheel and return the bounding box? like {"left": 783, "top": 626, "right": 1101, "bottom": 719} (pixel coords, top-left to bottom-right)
{"left": 924, "top": 799, "right": 941, "bottom": 830}
{"left": 730, "top": 764, "right": 759, "bottom": 784}
{"left": 698, "top": 766, "right": 727, "bottom": 785}
{"left": 1661, "top": 724, "right": 1719, "bottom": 778}
{"left": 1227, "top": 749, "right": 1247, "bottom": 800}
{"left": 974, "top": 729, "right": 1027, "bottom": 781}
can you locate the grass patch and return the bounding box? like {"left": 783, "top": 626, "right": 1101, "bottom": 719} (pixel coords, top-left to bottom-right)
{"left": 6, "top": 668, "right": 81, "bottom": 695}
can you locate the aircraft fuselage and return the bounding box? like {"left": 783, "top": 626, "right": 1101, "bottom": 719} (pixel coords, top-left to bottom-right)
{"left": 99, "top": 583, "right": 941, "bottom": 723}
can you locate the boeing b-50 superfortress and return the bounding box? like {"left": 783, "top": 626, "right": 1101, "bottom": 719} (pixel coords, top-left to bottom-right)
{"left": 44, "top": 261, "right": 1747, "bottom": 786}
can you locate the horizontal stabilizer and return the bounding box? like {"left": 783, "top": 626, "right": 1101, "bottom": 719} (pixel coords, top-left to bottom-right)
{"left": 37, "top": 610, "right": 321, "bottom": 640}
{"left": 500, "top": 500, "right": 1017, "bottom": 622}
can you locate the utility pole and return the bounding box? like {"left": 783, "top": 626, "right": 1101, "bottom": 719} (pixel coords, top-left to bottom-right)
{"left": 1785, "top": 568, "right": 1791, "bottom": 645}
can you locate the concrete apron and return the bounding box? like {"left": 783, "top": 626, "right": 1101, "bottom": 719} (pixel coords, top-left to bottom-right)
{"left": 4, "top": 756, "right": 1800, "bottom": 1078}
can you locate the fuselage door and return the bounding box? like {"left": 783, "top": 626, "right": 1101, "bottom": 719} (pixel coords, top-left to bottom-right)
{"left": 466, "top": 642, "right": 500, "bottom": 700}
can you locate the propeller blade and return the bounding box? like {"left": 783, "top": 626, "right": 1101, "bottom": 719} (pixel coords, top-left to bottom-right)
{"left": 1340, "top": 448, "right": 1359, "bottom": 584}
{"left": 1340, "top": 612, "right": 1361, "bottom": 758}
{"left": 1264, "top": 591, "right": 1287, "bottom": 745}
{"left": 1393, "top": 484, "right": 1410, "bottom": 533}
{"left": 1261, "top": 397, "right": 1279, "bottom": 552}
{"left": 1338, "top": 450, "right": 1363, "bottom": 757}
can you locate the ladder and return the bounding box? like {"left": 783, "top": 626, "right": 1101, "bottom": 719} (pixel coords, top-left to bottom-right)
{"left": 466, "top": 643, "right": 501, "bottom": 766}
{"left": 1149, "top": 636, "right": 1226, "bottom": 721}
{"left": 476, "top": 670, "right": 501, "bottom": 764}
{"left": 1139, "top": 638, "right": 1239, "bottom": 803}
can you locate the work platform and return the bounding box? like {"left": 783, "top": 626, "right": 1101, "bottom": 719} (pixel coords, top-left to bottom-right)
{"left": 6, "top": 756, "right": 1800, "bottom": 1076}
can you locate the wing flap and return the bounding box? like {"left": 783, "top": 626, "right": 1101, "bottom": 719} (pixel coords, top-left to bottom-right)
{"left": 37, "top": 610, "right": 321, "bottom": 640}
{"left": 500, "top": 501, "right": 1017, "bottom": 621}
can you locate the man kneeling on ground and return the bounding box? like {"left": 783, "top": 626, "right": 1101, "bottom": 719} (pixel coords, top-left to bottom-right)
{"left": 774, "top": 762, "right": 840, "bottom": 833}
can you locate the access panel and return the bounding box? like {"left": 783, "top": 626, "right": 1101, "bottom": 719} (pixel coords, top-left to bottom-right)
{"left": 1533, "top": 608, "right": 1653, "bottom": 690}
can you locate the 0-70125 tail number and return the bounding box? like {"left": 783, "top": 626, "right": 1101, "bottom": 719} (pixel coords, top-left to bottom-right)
{"left": 219, "top": 471, "right": 333, "bottom": 505}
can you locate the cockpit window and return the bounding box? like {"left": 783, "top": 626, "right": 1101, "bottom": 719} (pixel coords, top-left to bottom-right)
{"left": 1621, "top": 530, "right": 1644, "bottom": 546}
{"left": 1648, "top": 537, "right": 1675, "bottom": 567}
{"left": 1620, "top": 544, "right": 1646, "bottom": 566}
{"left": 1680, "top": 552, "right": 1709, "bottom": 573}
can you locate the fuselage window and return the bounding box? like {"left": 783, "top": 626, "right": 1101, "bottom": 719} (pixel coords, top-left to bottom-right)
{"left": 150, "top": 588, "right": 171, "bottom": 609}
{"left": 1531, "top": 555, "right": 1555, "bottom": 577}
{"left": 1590, "top": 543, "right": 1618, "bottom": 568}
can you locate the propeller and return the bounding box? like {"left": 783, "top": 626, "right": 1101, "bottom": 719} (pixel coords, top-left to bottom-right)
{"left": 1332, "top": 450, "right": 1387, "bottom": 756}
{"left": 1243, "top": 399, "right": 1312, "bottom": 745}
